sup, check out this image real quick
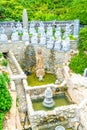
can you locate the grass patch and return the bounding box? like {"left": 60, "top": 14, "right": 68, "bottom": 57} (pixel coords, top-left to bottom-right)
{"left": 27, "top": 73, "right": 56, "bottom": 86}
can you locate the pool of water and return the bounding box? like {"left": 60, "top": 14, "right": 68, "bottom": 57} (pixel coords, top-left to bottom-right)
{"left": 32, "top": 94, "right": 72, "bottom": 111}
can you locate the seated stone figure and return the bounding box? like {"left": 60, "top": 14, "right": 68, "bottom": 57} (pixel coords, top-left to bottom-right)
{"left": 11, "top": 31, "right": 19, "bottom": 42}
{"left": 22, "top": 31, "right": 29, "bottom": 42}
{"left": 36, "top": 48, "right": 45, "bottom": 80}
{"left": 0, "top": 34, "right": 8, "bottom": 43}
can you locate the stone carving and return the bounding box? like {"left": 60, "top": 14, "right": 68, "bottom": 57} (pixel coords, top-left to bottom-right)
{"left": 16, "top": 21, "right": 23, "bottom": 33}
{"left": 22, "top": 28, "right": 29, "bottom": 42}
{"left": 46, "top": 25, "right": 53, "bottom": 38}
{"left": 21, "top": 44, "right": 36, "bottom": 72}
{"left": 55, "top": 25, "right": 61, "bottom": 38}
{"left": 22, "top": 9, "right": 28, "bottom": 30}
{"left": 63, "top": 24, "right": 71, "bottom": 38}
{"left": 29, "top": 21, "right": 36, "bottom": 35}
{"left": 43, "top": 87, "right": 55, "bottom": 108}
{"left": 39, "top": 35, "right": 46, "bottom": 46}
{"left": 46, "top": 37, "right": 54, "bottom": 49}
{"left": 31, "top": 34, "right": 38, "bottom": 45}
{"left": 54, "top": 37, "right": 62, "bottom": 50}
{"left": 11, "top": 31, "right": 19, "bottom": 42}
{"left": 36, "top": 48, "right": 45, "bottom": 80}
{"left": 0, "top": 26, "right": 8, "bottom": 43}
{"left": 0, "top": 26, "right": 5, "bottom": 34}
{"left": 0, "top": 34, "right": 8, "bottom": 43}
{"left": 61, "top": 37, "right": 70, "bottom": 52}
{"left": 73, "top": 19, "right": 79, "bottom": 38}
{"left": 38, "top": 21, "right": 45, "bottom": 35}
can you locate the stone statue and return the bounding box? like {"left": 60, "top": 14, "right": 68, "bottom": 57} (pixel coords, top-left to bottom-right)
{"left": 36, "top": 48, "right": 45, "bottom": 80}
{"left": 43, "top": 87, "right": 55, "bottom": 108}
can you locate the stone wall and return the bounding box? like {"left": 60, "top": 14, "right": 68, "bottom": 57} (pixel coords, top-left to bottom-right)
{"left": 29, "top": 104, "right": 77, "bottom": 130}
{"left": 28, "top": 84, "right": 69, "bottom": 100}
{"left": 0, "top": 41, "right": 77, "bottom": 62}
{"left": 63, "top": 66, "right": 87, "bottom": 104}
{"left": 0, "top": 40, "right": 78, "bottom": 82}
{"left": 0, "top": 42, "right": 26, "bottom": 62}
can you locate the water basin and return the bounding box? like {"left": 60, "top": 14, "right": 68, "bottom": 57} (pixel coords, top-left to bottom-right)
{"left": 32, "top": 93, "right": 72, "bottom": 111}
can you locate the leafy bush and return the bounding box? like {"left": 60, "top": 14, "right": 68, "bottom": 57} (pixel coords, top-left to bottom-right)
{"left": 69, "top": 26, "right": 87, "bottom": 74}
{"left": 0, "top": 73, "right": 12, "bottom": 112}
{"left": 78, "top": 26, "right": 87, "bottom": 51}
{"left": 0, "top": 0, "right": 87, "bottom": 24}
{"left": 0, "top": 53, "right": 3, "bottom": 58}
{"left": 0, "top": 73, "right": 12, "bottom": 129}
{"left": 1, "top": 59, "right": 8, "bottom": 67}
{"left": 0, "top": 113, "right": 4, "bottom": 130}
{"left": 69, "top": 52, "right": 87, "bottom": 74}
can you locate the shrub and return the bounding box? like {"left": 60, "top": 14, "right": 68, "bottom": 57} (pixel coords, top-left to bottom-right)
{"left": 1, "top": 59, "right": 8, "bottom": 67}
{"left": 69, "top": 52, "right": 87, "bottom": 74}
{"left": 0, "top": 73, "right": 12, "bottom": 112}
{"left": 0, "top": 53, "right": 3, "bottom": 58}
{"left": 78, "top": 26, "right": 87, "bottom": 51}
{"left": 0, "top": 113, "right": 4, "bottom": 130}
{"left": 0, "top": 0, "right": 87, "bottom": 25}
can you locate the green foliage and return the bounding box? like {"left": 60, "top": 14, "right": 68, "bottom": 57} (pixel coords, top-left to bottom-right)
{"left": 69, "top": 26, "right": 87, "bottom": 74}
{"left": 0, "top": 73, "right": 12, "bottom": 112}
{"left": 62, "top": 0, "right": 87, "bottom": 24}
{"left": 1, "top": 59, "right": 8, "bottom": 67}
{"left": 78, "top": 26, "right": 87, "bottom": 51}
{"left": 0, "top": 0, "right": 87, "bottom": 24}
{"left": 0, "top": 113, "right": 4, "bottom": 130}
{"left": 69, "top": 52, "right": 87, "bottom": 74}
{"left": 0, "top": 52, "right": 8, "bottom": 67}
{"left": 27, "top": 73, "right": 56, "bottom": 86}
{"left": 0, "top": 53, "right": 11, "bottom": 128}
{"left": 69, "top": 35, "right": 77, "bottom": 40}
{"left": 0, "top": 53, "right": 3, "bottom": 58}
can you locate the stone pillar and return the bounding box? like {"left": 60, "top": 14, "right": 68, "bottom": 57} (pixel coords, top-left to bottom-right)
{"left": 22, "top": 9, "right": 28, "bottom": 30}
{"left": 73, "top": 19, "right": 80, "bottom": 38}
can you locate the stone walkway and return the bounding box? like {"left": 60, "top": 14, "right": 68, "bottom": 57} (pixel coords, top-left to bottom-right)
{"left": 5, "top": 54, "right": 28, "bottom": 129}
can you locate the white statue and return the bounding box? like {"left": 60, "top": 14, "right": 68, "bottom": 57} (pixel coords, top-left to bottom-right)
{"left": 0, "top": 34, "right": 8, "bottom": 43}
{"left": 11, "top": 31, "right": 19, "bottom": 42}
{"left": 62, "top": 37, "right": 70, "bottom": 51}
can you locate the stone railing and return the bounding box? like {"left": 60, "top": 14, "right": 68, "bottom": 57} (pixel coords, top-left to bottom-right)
{"left": 0, "top": 19, "right": 79, "bottom": 39}
{"left": 0, "top": 20, "right": 75, "bottom": 27}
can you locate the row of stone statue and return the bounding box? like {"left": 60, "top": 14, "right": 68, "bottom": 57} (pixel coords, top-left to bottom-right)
{"left": 0, "top": 20, "right": 79, "bottom": 52}
{"left": 0, "top": 32, "right": 70, "bottom": 52}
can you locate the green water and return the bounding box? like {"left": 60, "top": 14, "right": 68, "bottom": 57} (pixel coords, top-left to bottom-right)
{"left": 32, "top": 94, "right": 71, "bottom": 111}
